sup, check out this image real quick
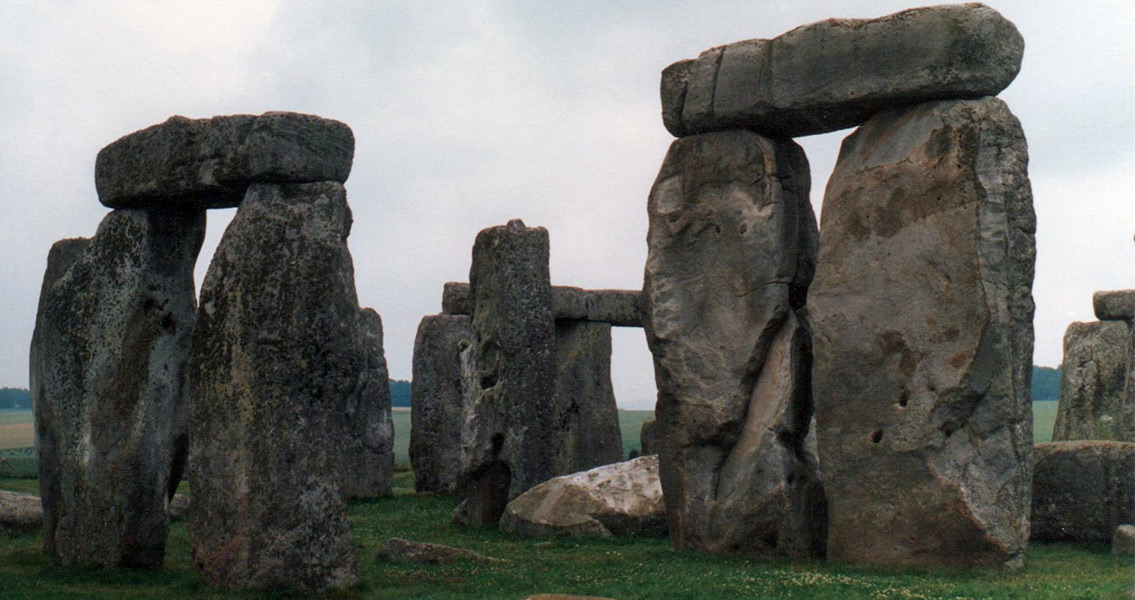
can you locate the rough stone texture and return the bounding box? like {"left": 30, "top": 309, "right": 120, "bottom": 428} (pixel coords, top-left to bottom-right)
{"left": 1115, "top": 525, "right": 1135, "bottom": 555}
{"left": 661, "top": 3, "right": 1023, "bottom": 138}
{"left": 554, "top": 321, "right": 624, "bottom": 473}
{"left": 500, "top": 455, "right": 667, "bottom": 539}
{"left": 1096, "top": 290, "right": 1135, "bottom": 322}
{"left": 341, "top": 308, "right": 395, "bottom": 499}
{"left": 31, "top": 208, "right": 204, "bottom": 568}
{"left": 1032, "top": 442, "right": 1135, "bottom": 543}
{"left": 377, "top": 538, "right": 508, "bottom": 564}
{"left": 640, "top": 417, "right": 658, "bottom": 456}
{"left": 811, "top": 97, "right": 1035, "bottom": 568}
{"left": 642, "top": 129, "right": 826, "bottom": 557}
{"left": 96, "top": 112, "right": 354, "bottom": 209}
{"left": 454, "top": 220, "right": 560, "bottom": 528}
{"left": 1054, "top": 321, "right": 1132, "bottom": 442}
{"left": 410, "top": 314, "right": 472, "bottom": 494}
{"left": 169, "top": 494, "right": 190, "bottom": 521}
{"left": 1, "top": 491, "right": 43, "bottom": 537}
{"left": 443, "top": 281, "right": 643, "bottom": 327}
{"left": 187, "top": 182, "right": 374, "bottom": 591}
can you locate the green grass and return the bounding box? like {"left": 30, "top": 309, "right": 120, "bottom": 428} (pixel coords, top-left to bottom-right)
{"left": 1033, "top": 400, "right": 1058, "bottom": 444}
{"left": 1, "top": 473, "right": 1131, "bottom": 599}
{"left": 0, "top": 409, "right": 34, "bottom": 425}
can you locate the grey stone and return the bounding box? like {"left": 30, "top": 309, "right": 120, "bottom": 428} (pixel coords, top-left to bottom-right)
{"left": 1054, "top": 321, "right": 1132, "bottom": 442}
{"left": 640, "top": 417, "right": 657, "bottom": 456}
{"left": 0, "top": 491, "right": 42, "bottom": 537}
{"left": 554, "top": 321, "right": 624, "bottom": 473}
{"left": 31, "top": 208, "right": 204, "bottom": 568}
{"left": 500, "top": 455, "right": 666, "bottom": 539}
{"left": 410, "top": 314, "right": 472, "bottom": 494}
{"left": 377, "top": 537, "right": 508, "bottom": 564}
{"left": 661, "top": 4, "right": 1023, "bottom": 138}
{"left": 642, "top": 129, "right": 825, "bottom": 557}
{"left": 95, "top": 112, "right": 354, "bottom": 209}
{"left": 1114, "top": 524, "right": 1135, "bottom": 554}
{"left": 1096, "top": 290, "right": 1135, "bottom": 322}
{"left": 187, "top": 182, "right": 371, "bottom": 591}
{"left": 443, "top": 281, "right": 642, "bottom": 327}
{"left": 1031, "top": 442, "right": 1135, "bottom": 543}
{"left": 811, "top": 97, "right": 1035, "bottom": 568}
{"left": 169, "top": 494, "right": 190, "bottom": 521}
{"left": 454, "top": 220, "right": 560, "bottom": 528}
{"left": 340, "top": 308, "right": 395, "bottom": 499}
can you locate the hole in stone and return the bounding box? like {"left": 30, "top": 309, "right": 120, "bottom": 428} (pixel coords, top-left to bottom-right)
{"left": 160, "top": 314, "right": 176, "bottom": 333}
{"left": 898, "top": 390, "right": 909, "bottom": 408}
{"left": 480, "top": 372, "right": 498, "bottom": 390}
{"left": 713, "top": 224, "right": 722, "bottom": 234}
{"left": 738, "top": 223, "right": 748, "bottom": 235}
{"left": 871, "top": 430, "right": 884, "bottom": 444}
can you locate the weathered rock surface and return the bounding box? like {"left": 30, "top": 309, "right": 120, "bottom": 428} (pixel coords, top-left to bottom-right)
{"left": 1054, "top": 321, "right": 1132, "bottom": 442}
{"left": 1031, "top": 442, "right": 1135, "bottom": 543}
{"left": 661, "top": 4, "right": 1023, "bottom": 139}
{"left": 410, "top": 314, "right": 472, "bottom": 494}
{"left": 554, "top": 321, "right": 624, "bottom": 473}
{"left": 443, "top": 282, "right": 643, "bottom": 327}
{"left": 454, "top": 220, "right": 560, "bottom": 528}
{"left": 377, "top": 537, "right": 508, "bottom": 564}
{"left": 1096, "top": 290, "right": 1135, "bottom": 322}
{"left": 31, "top": 208, "right": 204, "bottom": 568}
{"left": 187, "top": 182, "right": 373, "bottom": 591}
{"left": 340, "top": 308, "right": 395, "bottom": 499}
{"left": 1, "top": 491, "right": 43, "bottom": 537}
{"left": 500, "top": 455, "right": 666, "bottom": 539}
{"left": 96, "top": 112, "right": 354, "bottom": 209}
{"left": 640, "top": 417, "right": 658, "bottom": 456}
{"left": 811, "top": 97, "right": 1035, "bottom": 568}
{"left": 169, "top": 494, "right": 190, "bottom": 521}
{"left": 642, "top": 129, "right": 826, "bottom": 556}
{"left": 1114, "top": 524, "right": 1135, "bottom": 555}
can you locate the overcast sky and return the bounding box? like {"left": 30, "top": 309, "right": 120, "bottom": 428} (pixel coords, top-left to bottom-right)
{"left": 1, "top": 1, "right": 1132, "bottom": 409}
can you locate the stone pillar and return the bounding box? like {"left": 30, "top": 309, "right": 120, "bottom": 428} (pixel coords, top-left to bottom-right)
{"left": 410, "top": 314, "right": 472, "bottom": 494}
{"left": 642, "top": 129, "right": 825, "bottom": 557}
{"left": 1054, "top": 320, "right": 1131, "bottom": 441}
{"left": 811, "top": 97, "right": 1035, "bottom": 568}
{"left": 187, "top": 183, "right": 365, "bottom": 591}
{"left": 31, "top": 208, "right": 204, "bottom": 568}
{"left": 640, "top": 418, "right": 657, "bottom": 456}
{"left": 455, "top": 220, "right": 559, "bottom": 527}
{"left": 554, "top": 320, "right": 623, "bottom": 473}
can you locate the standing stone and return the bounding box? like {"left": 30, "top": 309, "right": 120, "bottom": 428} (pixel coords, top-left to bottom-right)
{"left": 340, "top": 308, "right": 395, "bottom": 499}
{"left": 640, "top": 417, "right": 658, "bottom": 455}
{"left": 642, "top": 129, "right": 826, "bottom": 557}
{"left": 454, "top": 220, "right": 559, "bottom": 527}
{"left": 554, "top": 320, "right": 623, "bottom": 473}
{"left": 1054, "top": 321, "right": 1132, "bottom": 441}
{"left": 1031, "top": 441, "right": 1135, "bottom": 543}
{"left": 187, "top": 182, "right": 370, "bottom": 591}
{"left": 31, "top": 208, "right": 204, "bottom": 568}
{"left": 410, "top": 314, "right": 472, "bottom": 494}
{"left": 811, "top": 97, "right": 1035, "bottom": 568}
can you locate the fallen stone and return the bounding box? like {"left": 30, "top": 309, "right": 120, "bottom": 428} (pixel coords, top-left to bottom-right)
{"left": 554, "top": 321, "right": 624, "bottom": 473}
{"left": 95, "top": 112, "right": 354, "bottom": 209}
{"left": 377, "top": 537, "right": 508, "bottom": 564}
{"left": 410, "top": 314, "right": 472, "bottom": 494}
{"left": 1095, "top": 290, "right": 1135, "bottom": 321}
{"left": 0, "top": 491, "right": 42, "bottom": 537}
{"left": 169, "top": 494, "right": 190, "bottom": 521}
{"left": 811, "top": 97, "right": 1035, "bottom": 568}
{"left": 454, "top": 220, "right": 560, "bottom": 528}
{"left": 642, "top": 129, "right": 826, "bottom": 557}
{"left": 1115, "top": 524, "right": 1135, "bottom": 555}
{"left": 1053, "top": 321, "right": 1132, "bottom": 442}
{"left": 639, "top": 417, "right": 657, "bottom": 456}
{"left": 187, "top": 182, "right": 370, "bottom": 591}
{"left": 1032, "top": 441, "right": 1135, "bottom": 543}
{"left": 661, "top": 4, "right": 1023, "bottom": 138}
{"left": 31, "top": 208, "right": 204, "bottom": 568}
{"left": 500, "top": 455, "right": 666, "bottom": 539}
{"left": 443, "top": 282, "right": 642, "bottom": 327}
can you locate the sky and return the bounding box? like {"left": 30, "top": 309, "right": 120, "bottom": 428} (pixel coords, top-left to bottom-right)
{"left": 0, "top": 1, "right": 1132, "bottom": 409}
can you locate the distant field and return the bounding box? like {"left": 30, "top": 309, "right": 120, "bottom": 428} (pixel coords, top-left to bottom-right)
{"left": 1033, "top": 400, "right": 1058, "bottom": 444}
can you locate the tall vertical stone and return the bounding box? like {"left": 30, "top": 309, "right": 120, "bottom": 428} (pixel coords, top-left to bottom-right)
{"left": 554, "top": 320, "right": 623, "bottom": 473}
{"left": 187, "top": 182, "right": 370, "bottom": 591}
{"left": 642, "top": 129, "right": 826, "bottom": 556}
{"left": 1054, "top": 321, "right": 1132, "bottom": 441}
{"left": 410, "top": 314, "right": 472, "bottom": 494}
{"left": 454, "top": 220, "right": 559, "bottom": 527}
{"left": 31, "top": 208, "right": 204, "bottom": 568}
{"left": 811, "top": 97, "right": 1035, "bottom": 568}
{"left": 340, "top": 308, "right": 395, "bottom": 499}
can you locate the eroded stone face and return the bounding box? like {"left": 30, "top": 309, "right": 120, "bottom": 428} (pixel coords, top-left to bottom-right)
{"left": 410, "top": 314, "right": 472, "bottom": 494}
{"left": 31, "top": 208, "right": 204, "bottom": 568}
{"left": 187, "top": 182, "right": 369, "bottom": 591}
{"left": 1054, "top": 321, "right": 1132, "bottom": 442}
{"left": 642, "top": 129, "right": 825, "bottom": 557}
{"left": 661, "top": 3, "right": 1023, "bottom": 138}
{"left": 554, "top": 321, "right": 623, "bottom": 474}
{"left": 442, "top": 282, "right": 643, "bottom": 327}
{"left": 1032, "top": 441, "right": 1135, "bottom": 543}
{"left": 811, "top": 97, "right": 1035, "bottom": 568}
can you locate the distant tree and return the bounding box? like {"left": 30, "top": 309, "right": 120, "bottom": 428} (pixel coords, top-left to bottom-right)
{"left": 0, "top": 388, "right": 31, "bottom": 410}
{"left": 389, "top": 379, "right": 411, "bottom": 408}
{"left": 1031, "top": 365, "right": 1062, "bottom": 402}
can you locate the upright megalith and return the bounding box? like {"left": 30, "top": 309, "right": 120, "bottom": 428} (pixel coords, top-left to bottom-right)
{"left": 811, "top": 97, "right": 1035, "bottom": 568}
{"left": 642, "top": 129, "right": 826, "bottom": 557}
{"left": 187, "top": 182, "right": 370, "bottom": 591}
{"left": 340, "top": 308, "right": 395, "bottom": 499}
{"left": 411, "top": 314, "right": 472, "bottom": 494}
{"left": 1054, "top": 321, "right": 1132, "bottom": 441}
{"left": 554, "top": 321, "right": 623, "bottom": 473}
{"left": 455, "top": 220, "right": 560, "bottom": 527}
{"left": 31, "top": 208, "right": 204, "bottom": 568}
{"left": 661, "top": 3, "right": 1023, "bottom": 138}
